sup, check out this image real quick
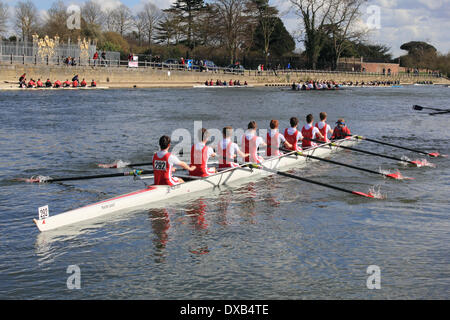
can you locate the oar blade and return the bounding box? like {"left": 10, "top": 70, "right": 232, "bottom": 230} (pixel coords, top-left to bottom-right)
{"left": 352, "top": 191, "right": 375, "bottom": 198}
{"left": 413, "top": 105, "right": 424, "bottom": 111}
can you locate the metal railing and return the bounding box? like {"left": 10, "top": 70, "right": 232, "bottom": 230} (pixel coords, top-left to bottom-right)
{"left": 0, "top": 54, "right": 444, "bottom": 79}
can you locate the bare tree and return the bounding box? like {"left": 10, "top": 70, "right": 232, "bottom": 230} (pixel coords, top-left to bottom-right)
{"left": 104, "top": 9, "right": 115, "bottom": 32}
{"left": 43, "top": 0, "right": 70, "bottom": 39}
{"left": 142, "top": 2, "right": 162, "bottom": 45}
{"left": 133, "top": 12, "right": 148, "bottom": 46}
{"left": 82, "top": 0, "right": 104, "bottom": 26}
{"left": 290, "top": 0, "right": 367, "bottom": 69}
{"left": 213, "top": 0, "right": 251, "bottom": 64}
{"left": 0, "top": 1, "right": 8, "bottom": 36}
{"left": 111, "top": 4, "right": 134, "bottom": 36}
{"left": 14, "top": 0, "right": 39, "bottom": 41}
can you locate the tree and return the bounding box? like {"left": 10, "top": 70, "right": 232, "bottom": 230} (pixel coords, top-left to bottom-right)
{"left": 111, "top": 4, "right": 133, "bottom": 37}
{"left": 14, "top": 0, "right": 39, "bottom": 41}
{"left": 82, "top": 0, "right": 104, "bottom": 26}
{"left": 214, "top": 0, "right": 252, "bottom": 64}
{"left": 250, "top": 0, "right": 279, "bottom": 65}
{"left": 43, "top": 1, "right": 71, "bottom": 40}
{"left": 0, "top": 1, "right": 8, "bottom": 36}
{"left": 290, "top": 0, "right": 366, "bottom": 69}
{"left": 155, "top": 11, "right": 183, "bottom": 46}
{"left": 167, "top": 0, "right": 205, "bottom": 49}
{"left": 142, "top": 2, "right": 162, "bottom": 45}
{"left": 133, "top": 12, "right": 148, "bottom": 46}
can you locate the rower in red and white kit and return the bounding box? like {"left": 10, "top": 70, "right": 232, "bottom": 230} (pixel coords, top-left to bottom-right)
{"left": 315, "top": 112, "right": 333, "bottom": 143}
{"left": 267, "top": 120, "right": 292, "bottom": 156}
{"left": 284, "top": 117, "right": 303, "bottom": 152}
{"left": 153, "top": 136, "right": 195, "bottom": 186}
{"left": 302, "top": 114, "right": 325, "bottom": 149}
{"left": 218, "top": 126, "right": 249, "bottom": 170}
{"left": 242, "top": 121, "right": 266, "bottom": 163}
{"left": 190, "top": 128, "right": 217, "bottom": 177}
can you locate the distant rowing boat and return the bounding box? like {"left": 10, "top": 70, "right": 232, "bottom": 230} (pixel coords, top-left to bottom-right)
{"left": 193, "top": 85, "right": 254, "bottom": 88}
{"left": 0, "top": 86, "right": 109, "bottom": 91}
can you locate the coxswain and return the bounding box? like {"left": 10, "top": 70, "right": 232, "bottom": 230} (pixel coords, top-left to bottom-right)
{"left": 54, "top": 80, "right": 62, "bottom": 88}
{"left": 205, "top": 80, "right": 209, "bottom": 86}
{"left": 36, "top": 79, "right": 43, "bottom": 88}
{"left": 315, "top": 112, "right": 333, "bottom": 143}
{"left": 90, "top": 79, "right": 97, "bottom": 87}
{"left": 72, "top": 75, "right": 79, "bottom": 82}
{"left": 244, "top": 81, "right": 248, "bottom": 86}
{"left": 80, "top": 79, "right": 87, "bottom": 87}
{"left": 331, "top": 119, "right": 352, "bottom": 140}
{"left": 284, "top": 117, "right": 303, "bottom": 152}
{"left": 301, "top": 114, "right": 324, "bottom": 149}
{"left": 242, "top": 121, "right": 266, "bottom": 164}
{"left": 45, "top": 79, "right": 52, "bottom": 87}
{"left": 267, "top": 120, "right": 292, "bottom": 157}
{"left": 190, "top": 128, "right": 217, "bottom": 177}
{"left": 218, "top": 126, "right": 248, "bottom": 170}
{"left": 63, "top": 79, "right": 71, "bottom": 87}
{"left": 153, "top": 135, "right": 196, "bottom": 186}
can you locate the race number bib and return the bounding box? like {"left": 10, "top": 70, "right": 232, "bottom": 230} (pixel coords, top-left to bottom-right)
{"left": 154, "top": 160, "right": 167, "bottom": 171}
{"left": 38, "top": 205, "right": 49, "bottom": 220}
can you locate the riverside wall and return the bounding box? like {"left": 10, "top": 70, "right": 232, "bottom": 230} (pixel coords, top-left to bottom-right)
{"left": 1, "top": 64, "right": 448, "bottom": 88}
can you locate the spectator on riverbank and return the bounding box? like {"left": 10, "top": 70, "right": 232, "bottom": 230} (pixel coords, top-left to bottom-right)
{"left": 93, "top": 51, "right": 99, "bottom": 66}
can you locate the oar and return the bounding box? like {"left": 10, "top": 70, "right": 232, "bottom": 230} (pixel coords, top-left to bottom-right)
{"left": 249, "top": 164, "right": 375, "bottom": 198}
{"left": 413, "top": 105, "right": 449, "bottom": 112}
{"left": 429, "top": 111, "right": 450, "bottom": 116}
{"left": 354, "top": 136, "right": 444, "bottom": 158}
{"left": 18, "top": 170, "right": 154, "bottom": 183}
{"left": 328, "top": 142, "right": 429, "bottom": 167}
{"left": 280, "top": 148, "right": 412, "bottom": 180}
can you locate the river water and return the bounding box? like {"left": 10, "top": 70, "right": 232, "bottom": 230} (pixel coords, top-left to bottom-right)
{"left": 0, "top": 85, "right": 449, "bottom": 299}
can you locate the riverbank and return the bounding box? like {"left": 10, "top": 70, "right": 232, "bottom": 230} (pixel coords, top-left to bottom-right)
{"left": 1, "top": 64, "right": 449, "bottom": 88}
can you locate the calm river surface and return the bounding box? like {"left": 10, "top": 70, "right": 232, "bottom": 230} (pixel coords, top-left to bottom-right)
{"left": 0, "top": 85, "right": 449, "bottom": 299}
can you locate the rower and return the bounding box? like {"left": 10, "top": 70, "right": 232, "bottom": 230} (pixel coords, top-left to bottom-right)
{"left": 301, "top": 114, "right": 324, "bottom": 149}
{"left": 80, "top": 79, "right": 87, "bottom": 87}
{"left": 19, "top": 73, "right": 26, "bottom": 83}
{"left": 153, "top": 136, "right": 196, "bottom": 186}
{"left": 190, "top": 128, "right": 217, "bottom": 177}
{"left": 242, "top": 121, "right": 266, "bottom": 164}
{"left": 27, "top": 79, "right": 36, "bottom": 88}
{"left": 36, "top": 79, "right": 43, "bottom": 88}
{"left": 315, "top": 112, "right": 333, "bottom": 143}
{"left": 72, "top": 79, "right": 79, "bottom": 87}
{"left": 54, "top": 80, "right": 62, "bottom": 88}
{"left": 45, "top": 79, "right": 52, "bottom": 87}
{"left": 284, "top": 117, "right": 303, "bottom": 152}
{"left": 267, "top": 120, "right": 292, "bottom": 156}
{"left": 90, "top": 79, "right": 97, "bottom": 87}
{"left": 331, "top": 119, "right": 352, "bottom": 140}
{"left": 63, "top": 79, "right": 71, "bottom": 87}
{"left": 218, "top": 126, "right": 248, "bottom": 170}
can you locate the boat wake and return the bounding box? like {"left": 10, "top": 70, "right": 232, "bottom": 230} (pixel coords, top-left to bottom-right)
{"left": 399, "top": 156, "right": 436, "bottom": 168}
{"left": 378, "top": 168, "right": 414, "bottom": 180}
{"left": 98, "top": 160, "right": 131, "bottom": 169}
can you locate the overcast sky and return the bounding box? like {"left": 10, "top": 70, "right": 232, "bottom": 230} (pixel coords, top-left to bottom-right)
{"left": 3, "top": 0, "right": 449, "bottom": 57}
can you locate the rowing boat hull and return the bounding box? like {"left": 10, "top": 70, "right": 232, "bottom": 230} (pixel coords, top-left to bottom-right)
{"left": 193, "top": 85, "right": 254, "bottom": 88}
{"left": 0, "top": 86, "right": 109, "bottom": 91}
{"left": 34, "top": 137, "right": 358, "bottom": 232}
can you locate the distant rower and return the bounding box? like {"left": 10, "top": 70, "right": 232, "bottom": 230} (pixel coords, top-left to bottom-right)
{"left": 218, "top": 126, "right": 248, "bottom": 170}
{"left": 190, "top": 128, "right": 217, "bottom": 177}
{"left": 153, "top": 135, "right": 195, "bottom": 186}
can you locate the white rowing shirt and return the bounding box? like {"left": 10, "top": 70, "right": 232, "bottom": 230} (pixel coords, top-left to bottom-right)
{"left": 303, "top": 124, "right": 321, "bottom": 139}
{"left": 286, "top": 127, "right": 303, "bottom": 140}
{"left": 317, "top": 121, "right": 332, "bottom": 135}
{"left": 244, "top": 132, "right": 264, "bottom": 148}
{"left": 156, "top": 150, "right": 181, "bottom": 166}
{"left": 268, "top": 129, "right": 287, "bottom": 145}
{"left": 220, "top": 138, "right": 240, "bottom": 156}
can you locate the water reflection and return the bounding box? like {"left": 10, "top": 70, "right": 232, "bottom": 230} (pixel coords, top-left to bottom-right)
{"left": 148, "top": 208, "right": 170, "bottom": 263}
